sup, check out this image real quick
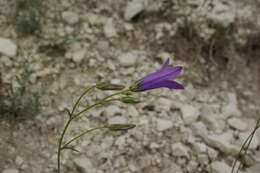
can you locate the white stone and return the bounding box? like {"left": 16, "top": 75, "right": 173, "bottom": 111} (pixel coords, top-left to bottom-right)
{"left": 127, "top": 106, "right": 139, "bottom": 117}
{"left": 227, "top": 117, "right": 248, "bottom": 131}
{"left": 211, "top": 161, "right": 231, "bottom": 173}
{"left": 124, "top": 0, "right": 144, "bottom": 21}
{"left": 158, "top": 98, "right": 172, "bottom": 111}
{"left": 2, "top": 169, "right": 19, "bottom": 173}
{"left": 192, "top": 142, "right": 207, "bottom": 153}
{"left": 103, "top": 18, "right": 117, "bottom": 38}
{"left": 0, "top": 38, "right": 17, "bottom": 57}
{"left": 180, "top": 105, "right": 200, "bottom": 125}
{"left": 62, "top": 11, "right": 79, "bottom": 25}
{"left": 156, "top": 119, "right": 173, "bottom": 131}
{"left": 104, "top": 105, "right": 121, "bottom": 117}
{"left": 118, "top": 52, "right": 138, "bottom": 67}
{"left": 71, "top": 49, "right": 86, "bottom": 63}
{"left": 108, "top": 116, "right": 127, "bottom": 124}
{"left": 239, "top": 132, "right": 259, "bottom": 149}
{"left": 74, "top": 157, "right": 94, "bottom": 172}
{"left": 207, "top": 2, "right": 235, "bottom": 28}
{"left": 222, "top": 93, "right": 241, "bottom": 118}
{"left": 201, "top": 131, "right": 239, "bottom": 154}
{"left": 172, "top": 142, "right": 190, "bottom": 157}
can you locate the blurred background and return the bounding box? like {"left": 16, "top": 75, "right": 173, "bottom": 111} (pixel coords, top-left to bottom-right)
{"left": 0, "top": 0, "right": 260, "bottom": 173}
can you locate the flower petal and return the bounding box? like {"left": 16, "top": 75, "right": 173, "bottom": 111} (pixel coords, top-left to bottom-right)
{"left": 139, "top": 66, "right": 182, "bottom": 87}
{"left": 140, "top": 80, "right": 184, "bottom": 91}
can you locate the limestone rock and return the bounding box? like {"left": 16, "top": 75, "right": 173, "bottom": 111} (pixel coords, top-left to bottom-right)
{"left": 0, "top": 38, "right": 17, "bottom": 57}
{"left": 227, "top": 117, "right": 248, "bottom": 131}
{"left": 62, "top": 11, "right": 79, "bottom": 25}
{"left": 104, "top": 18, "right": 117, "bottom": 38}
{"left": 211, "top": 161, "right": 231, "bottom": 173}
{"left": 180, "top": 105, "right": 200, "bottom": 125}
{"left": 156, "top": 119, "right": 173, "bottom": 131}
{"left": 74, "top": 157, "right": 94, "bottom": 173}
{"left": 172, "top": 142, "right": 190, "bottom": 157}
{"left": 118, "top": 52, "right": 138, "bottom": 67}
{"left": 124, "top": 0, "right": 144, "bottom": 21}
{"left": 2, "top": 169, "right": 19, "bottom": 173}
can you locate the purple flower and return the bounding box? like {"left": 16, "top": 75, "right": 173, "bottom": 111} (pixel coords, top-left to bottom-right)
{"left": 130, "top": 59, "right": 184, "bottom": 92}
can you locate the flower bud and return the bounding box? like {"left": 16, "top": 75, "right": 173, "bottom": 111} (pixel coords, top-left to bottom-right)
{"left": 96, "top": 82, "right": 125, "bottom": 90}
{"left": 106, "top": 124, "right": 136, "bottom": 131}
{"left": 120, "top": 96, "right": 140, "bottom": 104}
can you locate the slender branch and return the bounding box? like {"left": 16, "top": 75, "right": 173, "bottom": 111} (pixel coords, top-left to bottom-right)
{"left": 62, "top": 126, "right": 106, "bottom": 149}
{"left": 231, "top": 118, "right": 260, "bottom": 173}
{"left": 57, "top": 89, "right": 130, "bottom": 173}
{"left": 71, "top": 86, "right": 95, "bottom": 115}
{"left": 71, "top": 90, "right": 129, "bottom": 120}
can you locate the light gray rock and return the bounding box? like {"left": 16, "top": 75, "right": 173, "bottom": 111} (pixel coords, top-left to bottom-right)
{"left": 227, "top": 117, "right": 248, "bottom": 131}
{"left": 104, "top": 18, "right": 117, "bottom": 38}
{"left": 62, "top": 11, "right": 79, "bottom": 25}
{"left": 247, "top": 163, "right": 260, "bottom": 173}
{"left": 2, "top": 169, "right": 19, "bottom": 173}
{"left": 211, "top": 161, "right": 231, "bottom": 173}
{"left": 118, "top": 52, "right": 138, "bottom": 67}
{"left": 71, "top": 49, "right": 87, "bottom": 63}
{"left": 180, "top": 105, "right": 200, "bottom": 125}
{"left": 108, "top": 116, "right": 127, "bottom": 124}
{"left": 74, "top": 157, "right": 94, "bottom": 173}
{"left": 172, "top": 142, "right": 190, "bottom": 157}
{"left": 201, "top": 131, "right": 239, "bottom": 154}
{"left": 0, "top": 38, "right": 17, "bottom": 57}
{"left": 222, "top": 93, "right": 241, "bottom": 118}
{"left": 156, "top": 119, "right": 173, "bottom": 131}
{"left": 124, "top": 0, "right": 144, "bottom": 21}
{"left": 207, "top": 1, "right": 235, "bottom": 27}
{"left": 158, "top": 98, "right": 172, "bottom": 111}
{"left": 104, "top": 105, "right": 121, "bottom": 117}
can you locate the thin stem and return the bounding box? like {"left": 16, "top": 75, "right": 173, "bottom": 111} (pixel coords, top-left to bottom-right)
{"left": 57, "top": 86, "right": 94, "bottom": 173}
{"left": 62, "top": 126, "right": 106, "bottom": 149}
{"left": 57, "top": 118, "right": 72, "bottom": 173}
{"left": 71, "top": 90, "right": 129, "bottom": 120}
{"left": 71, "top": 86, "right": 95, "bottom": 115}
{"left": 57, "top": 89, "right": 130, "bottom": 173}
{"left": 231, "top": 118, "right": 260, "bottom": 173}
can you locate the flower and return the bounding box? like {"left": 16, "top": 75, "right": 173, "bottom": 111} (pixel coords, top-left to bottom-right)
{"left": 130, "top": 59, "right": 184, "bottom": 92}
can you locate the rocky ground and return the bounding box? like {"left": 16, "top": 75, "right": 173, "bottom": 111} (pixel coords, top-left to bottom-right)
{"left": 0, "top": 0, "right": 260, "bottom": 173}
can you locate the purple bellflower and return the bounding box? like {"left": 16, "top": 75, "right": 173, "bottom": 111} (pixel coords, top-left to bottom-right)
{"left": 130, "top": 59, "right": 184, "bottom": 92}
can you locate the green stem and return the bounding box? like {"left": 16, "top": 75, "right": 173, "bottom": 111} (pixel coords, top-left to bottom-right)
{"left": 57, "top": 89, "right": 130, "bottom": 173}
{"left": 71, "top": 90, "right": 129, "bottom": 120}
{"left": 62, "top": 126, "right": 106, "bottom": 149}
{"left": 71, "top": 86, "right": 95, "bottom": 115}
{"left": 57, "top": 86, "right": 94, "bottom": 173}
{"left": 57, "top": 118, "right": 72, "bottom": 173}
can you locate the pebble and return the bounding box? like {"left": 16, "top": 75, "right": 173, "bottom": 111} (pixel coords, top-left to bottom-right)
{"left": 172, "top": 142, "right": 190, "bottom": 157}
{"left": 2, "top": 169, "right": 19, "bottom": 173}
{"left": 211, "top": 161, "right": 231, "bottom": 173}
{"left": 108, "top": 116, "right": 127, "bottom": 124}
{"left": 103, "top": 18, "right": 117, "bottom": 38}
{"left": 222, "top": 93, "right": 241, "bottom": 118}
{"left": 118, "top": 52, "right": 138, "bottom": 67}
{"left": 124, "top": 0, "right": 144, "bottom": 21}
{"left": 62, "top": 11, "right": 79, "bottom": 25}
{"left": 104, "top": 105, "right": 122, "bottom": 117}
{"left": 0, "top": 38, "right": 17, "bottom": 57}
{"left": 180, "top": 105, "right": 200, "bottom": 125}
{"left": 74, "top": 157, "right": 94, "bottom": 173}
{"left": 156, "top": 119, "right": 173, "bottom": 131}
{"left": 227, "top": 117, "right": 248, "bottom": 131}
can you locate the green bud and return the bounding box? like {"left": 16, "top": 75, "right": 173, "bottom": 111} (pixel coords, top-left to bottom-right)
{"left": 106, "top": 124, "right": 136, "bottom": 131}
{"left": 120, "top": 96, "right": 140, "bottom": 104}
{"left": 96, "top": 82, "right": 125, "bottom": 90}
